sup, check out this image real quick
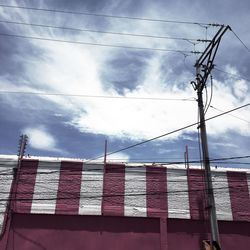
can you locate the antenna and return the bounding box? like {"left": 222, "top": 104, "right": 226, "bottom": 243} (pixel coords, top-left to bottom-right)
{"left": 191, "top": 25, "right": 230, "bottom": 250}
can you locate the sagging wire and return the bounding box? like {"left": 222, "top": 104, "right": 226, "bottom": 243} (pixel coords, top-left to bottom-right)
{"left": 204, "top": 74, "right": 214, "bottom": 115}
{"left": 197, "top": 105, "right": 203, "bottom": 169}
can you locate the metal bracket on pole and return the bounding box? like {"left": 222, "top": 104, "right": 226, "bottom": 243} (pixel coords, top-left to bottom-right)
{"left": 195, "top": 25, "right": 231, "bottom": 89}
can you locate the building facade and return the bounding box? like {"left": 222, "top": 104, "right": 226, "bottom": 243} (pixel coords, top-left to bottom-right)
{"left": 0, "top": 156, "right": 249, "bottom": 250}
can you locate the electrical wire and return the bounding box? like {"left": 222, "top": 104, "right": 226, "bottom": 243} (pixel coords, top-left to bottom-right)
{"left": 197, "top": 106, "right": 203, "bottom": 168}
{"left": 0, "top": 184, "right": 245, "bottom": 202}
{"left": 0, "top": 4, "right": 219, "bottom": 26}
{"left": 204, "top": 74, "right": 213, "bottom": 115}
{"left": 0, "top": 20, "right": 208, "bottom": 43}
{"left": 0, "top": 32, "right": 201, "bottom": 54}
{"left": 0, "top": 90, "right": 196, "bottom": 102}
{"left": 231, "top": 29, "right": 250, "bottom": 53}
{"left": 0, "top": 155, "right": 250, "bottom": 171}
{"left": 203, "top": 83, "right": 208, "bottom": 113}
{"left": 210, "top": 105, "right": 250, "bottom": 124}
{"left": 86, "top": 102, "right": 250, "bottom": 162}
{"left": 1, "top": 154, "right": 250, "bottom": 164}
{"left": 214, "top": 67, "right": 250, "bottom": 82}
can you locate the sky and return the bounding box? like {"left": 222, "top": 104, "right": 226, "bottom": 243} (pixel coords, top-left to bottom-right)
{"left": 0, "top": 0, "right": 249, "bottom": 167}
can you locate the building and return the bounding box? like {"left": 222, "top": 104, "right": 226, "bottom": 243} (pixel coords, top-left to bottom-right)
{"left": 0, "top": 156, "right": 249, "bottom": 250}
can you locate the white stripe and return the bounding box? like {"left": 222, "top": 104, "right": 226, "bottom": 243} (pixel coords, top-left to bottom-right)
{"left": 247, "top": 174, "right": 250, "bottom": 199}
{"left": 79, "top": 163, "right": 104, "bottom": 215}
{"left": 212, "top": 171, "right": 233, "bottom": 221}
{"left": 124, "top": 167, "right": 147, "bottom": 217}
{"left": 0, "top": 159, "right": 16, "bottom": 234}
{"left": 31, "top": 161, "right": 61, "bottom": 214}
{"left": 167, "top": 169, "right": 190, "bottom": 219}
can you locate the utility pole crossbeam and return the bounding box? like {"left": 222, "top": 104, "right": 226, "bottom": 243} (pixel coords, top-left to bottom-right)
{"left": 191, "top": 25, "right": 230, "bottom": 250}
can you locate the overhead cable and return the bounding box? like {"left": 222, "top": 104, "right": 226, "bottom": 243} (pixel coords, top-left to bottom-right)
{"left": 214, "top": 67, "right": 250, "bottom": 82}
{"left": 231, "top": 29, "right": 250, "bottom": 53}
{"left": 210, "top": 105, "right": 250, "bottom": 124}
{"left": 0, "top": 90, "right": 196, "bottom": 102}
{"left": 0, "top": 20, "right": 210, "bottom": 43}
{"left": 0, "top": 185, "right": 244, "bottom": 202}
{"left": 0, "top": 4, "right": 221, "bottom": 26}
{"left": 0, "top": 32, "right": 201, "bottom": 54}
{"left": 1, "top": 155, "right": 250, "bottom": 167}
{"left": 204, "top": 74, "right": 214, "bottom": 114}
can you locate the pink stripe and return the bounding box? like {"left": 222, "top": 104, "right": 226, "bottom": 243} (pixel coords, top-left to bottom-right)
{"left": 227, "top": 171, "right": 250, "bottom": 221}
{"left": 15, "top": 159, "right": 39, "bottom": 213}
{"left": 146, "top": 166, "right": 167, "bottom": 218}
{"left": 102, "top": 163, "right": 125, "bottom": 216}
{"left": 187, "top": 169, "right": 208, "bottom": 220}
{"left": 55, "top": 161, "right": 82, "bottom": 215}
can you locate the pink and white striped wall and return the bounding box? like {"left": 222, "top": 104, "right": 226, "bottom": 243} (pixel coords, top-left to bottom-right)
{"left": 0, "top": 157, "right": 249, "bottom": 235}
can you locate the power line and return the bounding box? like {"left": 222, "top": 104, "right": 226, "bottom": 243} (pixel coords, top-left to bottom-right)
{"left": 86, "top": 102, "right": 250, "bottom": 162}
{"left": 1, "top": 158, "right": 249, "bottom": 174}
{"left": 0, "top": 32, "right": 201, "bottom": 54}
{"left": 0, "top": 156, "right": 249, "bottom": 173}
{"left": 0, "top": 184, "right": 245, "bottom": 202}
{"left": 0, "top": 4, "right": 220, "bottom": 26}
{"left": 231, "top": 28, "right": 250, "bottom": 53}
{"left": 210, "top": 105, "right": 250, "bottom": 124}
{"left": 1, "top": 154, "right": 250, "bottom": 171}
{"left": 0, "top": 90, "right": 196, "bottom": 102}
{"left": 1, "top": 155, "right": 249, "bottom": 165}
{"left": 214, "top": 67, "right": 250, "bottom": 82}
{"left": 204, "top": 74, "right": 214, "bottom": 115}
{"left": 0, "top": 20, "right": 209, "bottom": 43}
{"left": 210, "top": 155, "right": 250, "bottom": 162}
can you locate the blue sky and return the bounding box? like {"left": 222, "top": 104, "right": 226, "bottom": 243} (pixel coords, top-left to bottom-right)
{"left": 0, "top": 0, "right": 249, "bottom": 167}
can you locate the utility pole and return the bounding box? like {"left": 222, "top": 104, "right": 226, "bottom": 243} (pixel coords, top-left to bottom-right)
{"left": 184, "top": 145, "right": 190, "bottom": 169}
{"left": 104, "top": 139, "right": 108, "bottom": 165}
{"left": 12, "top": 134, "right": 28, "bottom": 211}
{"left": 18, "top": 134, "right": 28, "bottom": 160}
{"left": 191, "top": 25, "right": 231, "bottom": 250}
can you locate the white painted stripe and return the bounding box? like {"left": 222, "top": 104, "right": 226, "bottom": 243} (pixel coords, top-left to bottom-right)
{"left": 79, "top": 163, "right": 104, "bottom": 215}
{"left": 31, "top": 161, "right": 61, "bottom": 214}
{"left": 167, "top": 169, "right": 190, "bottom": 219}
{"left": 124, "top": 167, "right": 147, "bottom": 217}
{"left": 247, "top": 174, "right": 250, "bottom": 199}
{"left": 0, "top": 159, "right": 16, "bottom": 234}
{"left": 212, "top": 171, "right": 233, "bottom": 221}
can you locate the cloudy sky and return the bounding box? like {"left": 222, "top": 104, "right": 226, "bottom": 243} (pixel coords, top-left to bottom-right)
{"left": 0, "top": 0, "right": 249, "bottom": 167}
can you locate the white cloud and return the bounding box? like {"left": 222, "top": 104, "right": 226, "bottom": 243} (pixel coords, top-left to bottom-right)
{"left": 202, "top": 64, "right": 250, "bottom": 137}
{"left": 1, "top": 3, "right": 250, "bottom": 146}
{"left": 23, "top": 127, "right": 61, "bottom": 152}
{"left": 233, "top": 80, "right": 248, "bottom": 99}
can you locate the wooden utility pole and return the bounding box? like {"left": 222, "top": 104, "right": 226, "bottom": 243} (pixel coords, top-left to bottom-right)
{"left": 191, "top": 25, "right": 231, "bottom": 250}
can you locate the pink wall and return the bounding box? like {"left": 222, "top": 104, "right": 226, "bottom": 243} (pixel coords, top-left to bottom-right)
{"left": 6, "top": 214, "right": 160, "bottom": 250}
{"left": 4, "top": 214, "right": 250, "bottom": 250}
{"left": 168, "top": 218, "right": 250, "bottom": 250}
